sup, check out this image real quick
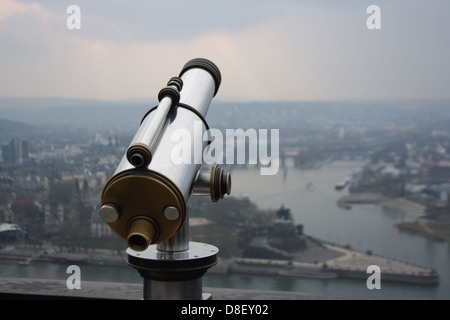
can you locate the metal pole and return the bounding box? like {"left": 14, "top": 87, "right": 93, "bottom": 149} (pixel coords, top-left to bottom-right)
{"left": 127, "top": 235, "right": 218, "bottom": 300}
{"left": 157, "top": 208, "right": 189, "bottom": 252}
{"left": 143, "top": 277, "right": 203, "bottom": 300}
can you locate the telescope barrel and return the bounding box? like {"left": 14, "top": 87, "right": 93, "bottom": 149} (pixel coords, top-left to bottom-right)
{"left": 126, "top": 96, "right": 173, "bottom": 168}
{"left": 126, "top": 77, "right": 183, "bottom": 168}
{"left": 100, "top": 58, "right": 228, "bottom": 252}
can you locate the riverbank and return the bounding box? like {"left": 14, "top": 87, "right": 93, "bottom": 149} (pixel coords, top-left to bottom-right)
{"left": 0, "top": 240, "right": 438, "bottom": 286}
{"left": 337, "top": 192, "right": 450, "bottom": 243}
{"left": 396, "top": 221, "right": 450, "bottom": 243}
{"left": 0, "top": 244, "right": 127, "bottom": 267}
{"left": 212, "top": 242, "right": 438, "bottom": 285}
{"left": 337, "top": 192, "right": 427, "bottom": 218}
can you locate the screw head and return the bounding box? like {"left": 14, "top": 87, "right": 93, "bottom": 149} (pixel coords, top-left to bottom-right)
{"left": 163, "top": 206, "right": 180, "bottom": 221}
{"left": 99, "top": 203, "right": 120, "bottom": 223}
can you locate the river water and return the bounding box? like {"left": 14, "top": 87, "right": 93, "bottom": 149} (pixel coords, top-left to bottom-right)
{"left": 1, "top": 160, "right": 449, "bottom": 299}
{"left": 229, "top": 161, "right": 450, "bottom": 299}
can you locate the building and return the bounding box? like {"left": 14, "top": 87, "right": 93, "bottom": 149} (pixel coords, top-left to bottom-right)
{"left": 1, "top": 139, "right": 29, "bottom": 163}
{"left": 0, "top": 223, "right": 26, "bottom": 244}
{"left": 44, "top": 203, "right": 65, "bottom": 232}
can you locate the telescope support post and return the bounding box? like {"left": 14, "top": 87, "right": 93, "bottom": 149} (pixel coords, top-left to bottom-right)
{"left": 127, "top": 215, "right": 218, "bottom": 300}
{"left": 143, "top": 276, "right": 205, "bottom": 300}
{"left": 157, "top": 211, "right": 190, "bottom": 252}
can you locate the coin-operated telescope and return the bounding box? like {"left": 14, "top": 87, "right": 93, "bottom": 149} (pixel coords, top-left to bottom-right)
{"left": 99, "top": 58, "right": 231, "bottom": 300}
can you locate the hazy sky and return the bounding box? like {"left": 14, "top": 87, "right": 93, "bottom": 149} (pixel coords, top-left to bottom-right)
{"left": 1, "top": 0, "right": 449, "bottom": 102}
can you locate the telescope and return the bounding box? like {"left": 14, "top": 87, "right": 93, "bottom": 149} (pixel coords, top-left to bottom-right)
{"left": 99, "top": 58, "right": 231, "bottom": 300}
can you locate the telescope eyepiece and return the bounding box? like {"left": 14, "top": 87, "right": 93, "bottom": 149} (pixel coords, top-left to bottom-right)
{"left": 126, "top": 144, "right": 152, "bottom": 168}
{"left": 130, "top": 152, "right": 145, "bottom": 167}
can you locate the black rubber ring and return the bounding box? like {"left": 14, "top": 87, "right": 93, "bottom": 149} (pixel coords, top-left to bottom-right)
{"left": 167, "top": 77, "right": 183, "bottom": 91}
{"left": 179, "top": 58, "right": 221, "bottom": 96}
{"left": 177, "top": 103, "right": 210, "bottom": 133}
{"left": 213, "top": 166, "right": 221, "bottom": 202}
{"left": 139, "top": 103, "right": 211, "bottom": 145}
{"left": 158, "top": 86, "right": 180, "bottom": 105}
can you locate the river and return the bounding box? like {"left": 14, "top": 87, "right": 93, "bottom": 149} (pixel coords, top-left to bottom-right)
{"left": 229, "top": 160, "right": 450, "bottom": 299}
{"left": 1, "top": 160, "right": 449, "bottom": 299}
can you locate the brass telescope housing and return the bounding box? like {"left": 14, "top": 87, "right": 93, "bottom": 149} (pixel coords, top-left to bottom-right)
{"left": 100, "top": 58, "right": 231, "bottom": 252}
{"left": 101, "top": 169, "right": 186, "bottom": 251}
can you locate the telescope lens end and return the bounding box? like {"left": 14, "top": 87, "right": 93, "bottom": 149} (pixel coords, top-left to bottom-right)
{"left": 128, "top": 234, "right": 148, "bottom": 251}
{"left": 127, "top": 217, "right": 157, "bottom": 252}
{"left": 180, "top": 58, "right": 221, "bottom": 96}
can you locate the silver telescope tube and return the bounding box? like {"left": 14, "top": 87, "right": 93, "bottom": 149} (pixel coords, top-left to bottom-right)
{"left": 145, "top": 62, "right": 219, "bottom": 200}
{"left": 126, "top": 96, "right": 173, "bottom": 167}
{"left": 100, "top": 58, "right": 230, "bottom": 252}
{"left": 126, "top": 77, "right": 183, "bottom": 167}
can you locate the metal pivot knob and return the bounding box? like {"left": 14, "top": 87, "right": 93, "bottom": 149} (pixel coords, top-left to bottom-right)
{"left": 192, "top": 165, "right": 231, "bottom": 202}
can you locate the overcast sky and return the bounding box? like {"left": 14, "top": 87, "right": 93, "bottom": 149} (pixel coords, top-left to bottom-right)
{"left": 1, "top": 0, "right": 449, "bottom": 102}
